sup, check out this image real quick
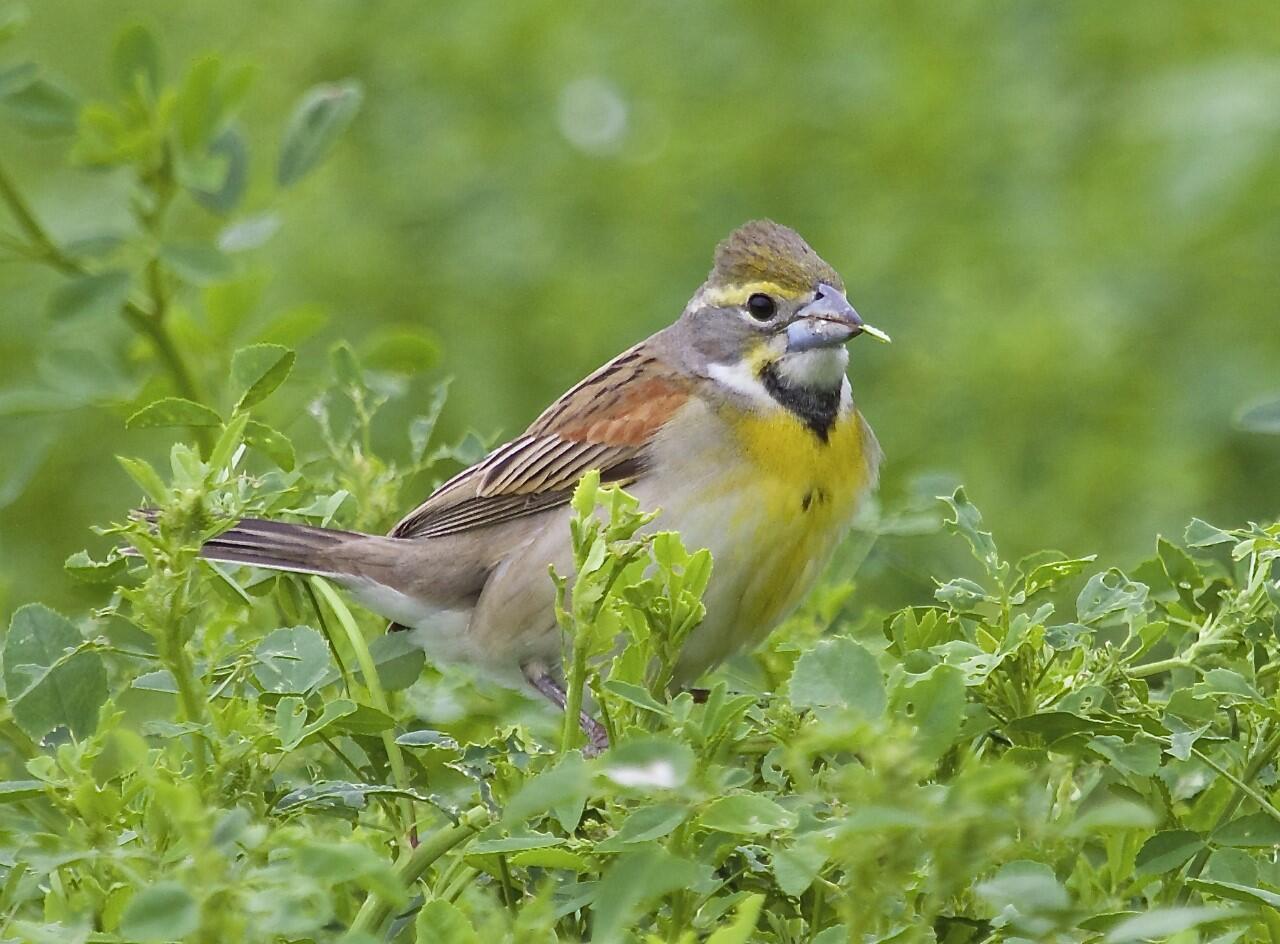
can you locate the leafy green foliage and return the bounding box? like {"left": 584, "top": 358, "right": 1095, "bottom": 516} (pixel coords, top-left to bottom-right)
{"left": 2, "top": 13, "right": 1280, "bottom": 944}
{"left": 2, "top": 337, "right": 1279, "bottom": 940}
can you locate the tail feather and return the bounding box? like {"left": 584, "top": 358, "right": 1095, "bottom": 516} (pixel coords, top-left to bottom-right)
{"left": 200, "top": 518, "right": 356, "bottom": 577}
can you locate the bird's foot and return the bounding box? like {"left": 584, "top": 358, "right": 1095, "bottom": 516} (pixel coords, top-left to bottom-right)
{"left": 524, "top": 661, "right": 610, "bottom": 756}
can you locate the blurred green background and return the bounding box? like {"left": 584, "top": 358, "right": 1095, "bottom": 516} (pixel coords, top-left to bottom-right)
{"left": 2, "top": 1, "right": 1279, "bottom": 624}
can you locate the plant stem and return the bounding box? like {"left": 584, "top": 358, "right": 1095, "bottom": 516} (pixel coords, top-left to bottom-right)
{"left": 1176, "top": 724, "right": 1280, "bottom": 903}
{"left": 0, "top": 157, "right": 210, "bottom": 445}
{"left": 312, "top": 578, "right": 415, "bottom": 839}
{"left": 561, "top": 634, "right": 589, "bottom": 754}
{"left": 1127, "top": 656, "right": 1192, "bottom": 679}
{"left": 349, "top": 805, "right": 490, "bottom": 935}
{"left": 0, "top": 160, "right": 61, "bottom": 260}
{"left": 161, "top": 623, "right": 216, "bottom": 773}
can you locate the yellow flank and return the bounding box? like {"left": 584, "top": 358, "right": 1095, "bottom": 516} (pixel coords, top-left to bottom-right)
{"left": 720, "top": 405, "right": 871, "bottom": 635}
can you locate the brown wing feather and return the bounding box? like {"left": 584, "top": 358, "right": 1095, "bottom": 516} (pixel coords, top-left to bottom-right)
{"left": 392, "top": 340, "right": 690, "bottom": 539}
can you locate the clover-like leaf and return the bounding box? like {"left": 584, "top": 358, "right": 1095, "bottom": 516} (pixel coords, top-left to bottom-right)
{"left": 3, "top": 603, "right": 107, "bottom": 739}
{"left": 127, "top": 397, "right": 223, "bottom": 430}
{"left": 277, "top": 79, "right": 363, "bottom": 186}
{"left": 789, "top": 636, "right": 885, "bottom": 718}
{"left": 231, "top": 343, "right": 295, "bottom": 411}
{"left": 252, "top": 625, "right": 332, "bottom": 694}
{"left": 120, "top": 882, "right": 198, "bottom": 942}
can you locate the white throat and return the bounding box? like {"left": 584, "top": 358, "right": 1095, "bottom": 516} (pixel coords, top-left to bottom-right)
{"left": 774, "top": 346, "right": 849, "bottom": 391}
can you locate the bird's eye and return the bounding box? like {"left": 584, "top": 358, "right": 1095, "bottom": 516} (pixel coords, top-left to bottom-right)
{"left": 746, "top": 293, "right": 776, "bottom": 320}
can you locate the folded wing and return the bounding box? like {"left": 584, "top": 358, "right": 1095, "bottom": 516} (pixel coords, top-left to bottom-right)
{"left": 392, "top": 341, "right": 691, "bottom": 539}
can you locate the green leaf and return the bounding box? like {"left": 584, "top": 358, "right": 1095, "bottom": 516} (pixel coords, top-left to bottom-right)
{"left": 160, "top": 242, "right": 233, "bottom": 284}
{"left": 1189, "top": 878, "right": 1280, "bottom": 909}
{"left": 45, "top": 270, "right": 130, "bottom": 321}
{"left": 939, "top": 487, "right": 1007, "bottom": 580}
{"left": 1185, "top": 518, "right": 1234, "bottom": 547}
{"left": 0, "top": 780, "right": 47, "bottom": 803}
{"left": 1236, "top": 396, "right": 1280, "bottom": 434}
{"left": 127, "top": 396, "right": 223, "bottom": 429}
{"left": 602, "top": 679, "right": 670, "bottom": 716}
{"left": 706, "top": 893, "right": 764, "bottom": 944}
{"left": 699, "top": 794, "right": 796, "bottom": 835}
{"left": 1134, "top": 830, "right": 1204, "bottom": 876}
{"left": 274, "top": 695, "right": 306, "bottom": 750}
{"left": 590, "top": 847, "right": 705, "bottom": 944}
{"left": 503, "top": 751, "right": 590, "bottom": 832}
{"left": 1203, "top": 848, "right": 1258, "bottom": 886}
{"left": 366, "top": 632, "right": 426, "bottom": 692}
{"left": 111, "top": 24, "right": 161, "bottom": 98}
{"left": 1088, "top": 735, "right": 1163, "bottom": 777}
{"left": 277, "top": 79, "right": 363, "bottom": 186}
{"left": 395, "top": 729, "right": 459, "bottom": 750}
{"left": 330, "top": 340, "right": 363, "bottom": 387}
{"left": 329, "top": 703, "right": 396, "bottom": 736}
{"left": 0, "top": 61, "right": 37, "bottom": 99}
{"left": 0, "top": 4, "right": 29, "bottom": 46}
{"left": 1192, "top": 668, "right": 1262, "bottom": 706}
{"left": 131, "top": 669, "right": 177, "bottom": 694}
{"left": 231, "top": 343, "right": 295, "bottom": 411}
{"left": 176, "top": 55, "right": 254, "bottom": 151}
{"left": 1023, "top": 554, "right": 1096, "bottom": 596}
{"left": 811, "top": 928, "right": 850, "bottom": 944}
{"left": 788, "top": 636, "right": 885, "bottom": 718}
{"left": 315, "top": 620, "right": 424, "bottom": 692}
{"left": 1076, "top": 570, "right": 1148, "bottom": 624}
{"left": 414, "top": 899, "right": 480, "bottom": 944}
{"left": 120, "top": 881, "right": 199, "bottom": 941}
{"left": 469, "top": 828, "right": 563, "bottom": 854}
{"left": 252, "top": 625, "right": 332, "bottom": 694}
{"left": 297, "top": 839, "right": 402, "bottom": 902}
{"left": 772, "top": 834, "right": 828, "bottom": 897}
{"left": 975, "top": 860, "right": 1069, "bottom": 916}
{"left": 1157, "top": 536, "right": 1203, "bottom": 593}
{"left": 1104, "top": 907, "right": 1241, "bottom": 943}
{"left": 890, "top": 664, "right": 966, "bottom": 762}
{"left": 2, "top": 77, "right": 78, "bottom": 134}
{"left": 208, "top": 410, "right": 249, "bottom": 472}
{"left": 218, "top": 212, "right": 280, "bottom": 253}
{"left": 3, "top": 604, "right": 107, "bottom": 739}
{"left": 1214, "top": 812, "right": 1280, "bottom": 848}
{"left": 115, "top": 455, "right": 166, "bottom": 503}
{"left": 509, "top": 847, "right": 590, "bottom": 871}
{"left": 275, "top": 780, "right": 437, "bottom": 813}
{"left": 596, "top": 804, "right": 687, "bottom": 851}
{"left": 244, "top": 419, "right": 295, "bottom": 471}
{"left": 190, "top": 127, "right": 248, "bottom": 215}
{"left": 1065, "top": 799, "right": 1158, "bottom": 836}
{"left": 934, "top": 576, "right": 990, "bottom": 611}
{"left": 361, "top": 326, "right": 440, "bottom": 375}
{"left": 64, "top": 549, "right": 126, "bottom": 585}
{"left": 1044, "top": 622, "right": 1091, "bottom": 651}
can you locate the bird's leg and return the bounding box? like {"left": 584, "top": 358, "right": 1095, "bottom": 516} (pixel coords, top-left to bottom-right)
{"left": 523, "top": 662, "right": 610, "bottom": 755}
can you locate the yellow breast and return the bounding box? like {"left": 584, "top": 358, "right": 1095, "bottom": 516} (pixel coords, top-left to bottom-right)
{"left": 720, "top": 405, "right": 876, "bottom": 638}
{"left": 731, "top": 406, "right": 871, "bottom": 512}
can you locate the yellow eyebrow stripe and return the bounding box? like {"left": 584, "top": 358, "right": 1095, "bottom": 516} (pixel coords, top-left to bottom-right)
{"left": 703, "top": 281, "right": 812, "bottom": 308}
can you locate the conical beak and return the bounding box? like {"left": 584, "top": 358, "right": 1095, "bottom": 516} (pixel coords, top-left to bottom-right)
{"left": 786, "top": 284, "right": 890, "bottom": 352}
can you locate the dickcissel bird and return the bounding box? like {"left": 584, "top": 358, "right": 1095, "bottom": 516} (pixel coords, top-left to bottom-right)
{"left": 199, "top": 220, "right": 886, "bottom": 737}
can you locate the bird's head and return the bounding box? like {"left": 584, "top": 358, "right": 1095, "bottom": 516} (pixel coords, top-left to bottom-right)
{"left": 678, "top": 220, "right": 888, "bottom": 396}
